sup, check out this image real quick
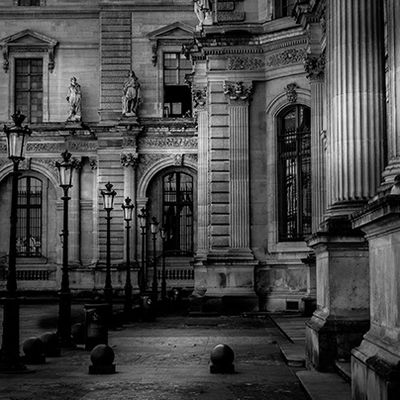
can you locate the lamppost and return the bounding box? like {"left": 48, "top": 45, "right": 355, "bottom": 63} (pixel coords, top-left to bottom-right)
{"left": 137, "top": 207, "right": 147, "bottom": 293}
{"left": 150, "top": 217, "right": 159, "bottom": 304}
{"left": 122, "top": 197, "right": 134, "bottom": 319}
{"left": 0, "top": 111, "right": 31, "bottom": 372}
{"left": 55, "top": 150, "right": 74, "bottom": 347}
{"left": 100, "top": 182, "right": 116, "bottom": 313}
{"left": 159, "top": 225, "right": 167, "bottom": 302}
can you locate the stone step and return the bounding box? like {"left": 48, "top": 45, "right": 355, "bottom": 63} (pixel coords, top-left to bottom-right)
{"left": 279, "top": 341, "right": 305, "bottom": 367}
{"left": 335, "top": 360, "right": 351, "bottom": 383}
{"left": 296, "top": 370, "right": 351, "bottom": 400}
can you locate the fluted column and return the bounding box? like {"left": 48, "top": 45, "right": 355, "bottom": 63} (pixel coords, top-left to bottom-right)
{"left": 193, "top": 86, "right": 209, "bottom": 259}
{"left": 69, "top": 158, "right": 81, "bottom": 266}
{"left": 305, "top": 53, "right": 326, "bottom": 232}
{"left": 121, "top": 152, "right": 138, "bottom": 263}
{"left": 223, "top": 81, "right": 252, "bottom": 253}
{"left": 327, "top": 0, "right": 385, "bottom": 214}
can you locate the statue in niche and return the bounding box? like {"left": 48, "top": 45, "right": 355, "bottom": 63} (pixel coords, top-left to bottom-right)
{"left": 66, "top": 77, "right": 82, "bottom": 122}
{"left": 122, "top": 70, "right": 141, "bottom": 117}
{"left": 193, "top": 0, "right": 213, "bottom": 30}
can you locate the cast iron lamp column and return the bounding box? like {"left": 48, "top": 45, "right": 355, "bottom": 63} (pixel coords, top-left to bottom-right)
{"left": 137, "top": 207, "right": 147, "bottom": 293}
{"left": 159, "top": 226, "right": 167, "bottom": 302}
{"left": 0, "top": 112, "right": 31, "bottom": 372}
{"left": 122, "top": 197, "right": 134, "bottom": 318}
{"left": 100, "top": 182, "right": 117, "bottom": 312}
{"left": 150, "top": 217, "right": 159, "bottom": 304}
{"left": 55, "top": 150, "right": 74, "bottom": 347}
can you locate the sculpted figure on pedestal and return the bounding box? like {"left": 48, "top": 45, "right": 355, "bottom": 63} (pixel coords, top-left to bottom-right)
{"left": 193, "top": 0, "right": 213, "bottom": 29}
{"left": 122, "top": 70, "right": 141, "bottom": 117}
{"left": 66, "top": 77, "right": 82, "bottom": 122}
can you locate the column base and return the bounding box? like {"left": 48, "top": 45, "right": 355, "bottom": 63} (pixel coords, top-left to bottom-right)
{"left": 352, "top": 335, "right": 400, "bottom": 400}
{"left": 306, "top": 308, "right": 369, "bottom": 371}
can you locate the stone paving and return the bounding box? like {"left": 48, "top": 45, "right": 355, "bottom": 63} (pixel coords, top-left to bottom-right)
{"left": 0, "top": 305, "right": 308, "bottom": 400}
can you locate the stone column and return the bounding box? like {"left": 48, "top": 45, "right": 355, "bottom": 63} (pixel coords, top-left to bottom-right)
{"left": 89, "top": 158, "right": 99, "bottom": 266}
{"left": 304, "top": 52, "right": 326, "bottom": 233}
{"left": 306, "top": 0, "right": 385, "bottom": 371}
{"left": 69, "top": 158, "right": 82, "bottom": 266}
{"left": 223, "top": 81, "right": 252, "bottom": 256}
{"left": 121, "top": 152, "right": 139, "bottom": 291}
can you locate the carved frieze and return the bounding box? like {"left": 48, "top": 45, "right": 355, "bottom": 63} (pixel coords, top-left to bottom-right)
{"left": 121, "top": 152, "right": 139, "bottom": 168}
{"left": 304, "top": 52, "right": 325, "bottom": 81}
{"left": 227, "top": 56, "right": 265, "bottom": 71}
{"left": 139, "top": 136, "right": 197, "bottom": 149}
{"left": 266, "top": 48, "right": 306, "bottom": 68}
{"left": 285, "top": 83, "right": 298, "bottom": 103}
{"left": 223, "top": 81, "right": 253, "bottom": 103}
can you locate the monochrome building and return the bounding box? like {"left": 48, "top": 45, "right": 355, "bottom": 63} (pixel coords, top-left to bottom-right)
{"left": 0, "top": 1, "right": 399, "bottom": 397}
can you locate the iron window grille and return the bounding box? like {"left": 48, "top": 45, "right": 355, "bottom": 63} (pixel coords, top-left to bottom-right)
{"left": 16, "top": 176, "right": 43, "bottom": 257}
{"left": 278, "top": 105, "right": 311, "bottom": 241}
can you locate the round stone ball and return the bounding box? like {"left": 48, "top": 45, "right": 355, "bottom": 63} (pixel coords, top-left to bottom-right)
{"left": 90, "top": 344, "right": 115, "bottom": 366}
{"left": 39, "top": 332, "right": 59, "bottom": 351}
{"left": 23, "top": 337, "right": 45, "bottom": 357}
{"left": 210, "top": 344, "right": 234, "bottom": 366}
{"left": 71, "top": 322, "right": 85, "bottom": 344}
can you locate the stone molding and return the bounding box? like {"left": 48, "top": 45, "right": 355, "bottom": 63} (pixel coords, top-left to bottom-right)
{"left": 223, "top": 81, "right": 252, "bottom": 103}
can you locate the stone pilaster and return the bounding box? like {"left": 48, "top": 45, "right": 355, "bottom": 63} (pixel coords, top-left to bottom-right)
{"left": 69, "top": 157, "right": 82, "bottom": 266}
{"left": 304, "top": 52, "right": 326, "bottom": 233}
{"left": 89, "top": 158, "right": 99, "bottom": 266}
{"left": 223, "top": 81, "right": 252, "bottom": 256}
{"left": 326, "top": 0, "right": 385, "bottom": 215}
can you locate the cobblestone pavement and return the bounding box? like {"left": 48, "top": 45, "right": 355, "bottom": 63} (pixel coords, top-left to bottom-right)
{"left": 0, "top": 305, "right": 307, "bottom": 400}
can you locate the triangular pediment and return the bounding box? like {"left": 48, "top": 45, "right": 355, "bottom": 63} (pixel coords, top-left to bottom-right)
{"left": 0, "top": 29, "right": 58, "bottom": 47}
{"left": 147, "top": 22, "right": 194, "bottom": 40}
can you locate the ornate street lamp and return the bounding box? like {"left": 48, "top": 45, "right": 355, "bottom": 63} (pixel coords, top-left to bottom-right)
{"left": 0, "top": 111, "right": 31, "bottom": 372}
{"left": 137, "top": 207, "right": 147, "bottom": 293}
{"left": 100, "top": 182, "right": 116, "bottom": 312}
{"left": 159, "top": 225, "right": 167, "bottom": 302}
{"left": 150, "top": 217, "right": 159, "bottom": 304}
{"left": 122, "top": 197, "right": 134, "bottom": 319}
{"left": 55, "top": 150, "right": 74, "bottom": 347}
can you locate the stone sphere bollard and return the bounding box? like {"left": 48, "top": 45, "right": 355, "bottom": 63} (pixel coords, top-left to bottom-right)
{"left": 210, "top": 344, "right": 235, "bottom": 373}
{"left": 88, "top": 344, "right": 116, "bottom": 374}
{"left": 23, "top": 337, "right": 46, "bottom": 364}
{"left": 71, "top": 322, "right": 85, "bottom": 345}
{"left": 39, "top": 332, "right": 60, "bottom": 357}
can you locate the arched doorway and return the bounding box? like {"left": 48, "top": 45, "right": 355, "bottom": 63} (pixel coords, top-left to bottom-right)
{"left": 145, "top": 166, "right": 197, "bottom": 295}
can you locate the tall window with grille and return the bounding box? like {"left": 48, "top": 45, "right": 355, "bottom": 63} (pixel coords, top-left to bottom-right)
{"left": 17, "top": 0, "right": 41, "bottom": 5}
{"left": 162, "top": 172, "right": 193, "bottom": 255}
{"left": 163, "top": 52, "right": 192, "bottom": 117}
{"left": 16, "top": 176, "right": 43, "bottom": 257}
{"left": 278, "top": 105, "right": 311, "bottom": 241}
{"left": 15, "top": 58, "right": 43, "bottom": 123}
{"left": 274, "top": 0, "right": 295, "bottom": 18}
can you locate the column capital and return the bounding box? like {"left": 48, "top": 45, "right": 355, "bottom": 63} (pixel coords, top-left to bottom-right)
{"left": 304, "top": 52, "right": 325, "bottom": 82}
{"left": 223, "top": 81, "right": 252, "bottom": 105}
{"left": 121, "top": 152, "right": 139, "bottom": 169}
{"left": 89, "top": 158, "right": 97, "bottom": 170}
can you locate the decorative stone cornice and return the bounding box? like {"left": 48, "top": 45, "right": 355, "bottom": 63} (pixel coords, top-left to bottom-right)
{"left": 285, "top": 83, "right": 299, "bottom": 103}
{"left": 304, "top": 52, "right": 325, "bottom": 81}
{"left": 120, "top": 152, "right": 139, "bottom": 168}
{"left": 192, "top": 86, "right": 207, "bottom": 111}
{"left": 266, "top": 48, "right": 306, "bottom": 68}
{"left": 223, "top": 81, "right": 252, "bottom": 103}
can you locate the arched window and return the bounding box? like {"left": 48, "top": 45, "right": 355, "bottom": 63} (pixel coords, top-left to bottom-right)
{"left": 162, "top": 171, "right": 193, "bottom": 255}
{"left": 278, "top": 105, "right": 311, "bottom": 241}
{"left": 16, "top": 176, "right": 42, "bottom": 256}
{"left": 274, "top": 0, "right": 295, "bottom": 19}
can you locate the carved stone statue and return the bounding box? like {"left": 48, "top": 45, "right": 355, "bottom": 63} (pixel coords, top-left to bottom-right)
{"left": 66, "top": 76, "right": 82, "bottom": 122}
{"left": 122, "top": 70, "right": 141, "bottom": 117}
{"left": 193, "top": 0, "right": 213, "bottom": 30}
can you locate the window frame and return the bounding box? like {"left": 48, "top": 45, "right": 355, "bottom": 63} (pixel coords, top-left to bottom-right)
{"left": 15, "top": 0, "right": 44, "bottom": 6}
{"left": 277, "top": 104, "right": 311, "bottom": 242}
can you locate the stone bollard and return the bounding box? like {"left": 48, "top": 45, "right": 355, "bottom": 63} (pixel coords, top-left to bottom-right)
{"left": 71, "top": 322, "right": 85, "bottom": 345}
{"left": 209, "top": 344, "right": 235, "bottom": 373}
{"left": 88, "top": 344, "right": 116, "bottom": 374}
{"left": 39, "top": 332, "right": 60, "bottom": 357}
{"left": 23, "top": 337, "right": 46, "bottom": 364}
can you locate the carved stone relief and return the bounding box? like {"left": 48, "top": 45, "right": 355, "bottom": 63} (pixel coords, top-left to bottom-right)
{"left": 138, "top": 136, "right": 197, "bottom": 149}
{"left": 304, "top": 52, "right": 325, "bottom": 81}
{"left": 223, "top": 81, "right": 253, "bottom": 103}
{"left": 285, "top": 83, "right": 299, "bottom": 103}
{"left": 266, "top": 48, "right": 306, "bottom": 68}
{"left": 121, "top": 152, "right": 139, "bottom": 168}
{"left": 227, "top": 57, "right": 265, "bottom": 71}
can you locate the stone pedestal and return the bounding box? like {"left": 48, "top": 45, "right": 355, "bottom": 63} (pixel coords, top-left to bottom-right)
{"left": 351, "top": 195, "right": 400, "bottom": 400}
{"left": 306, "top": 219, "right": 369, "bottom": 371}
